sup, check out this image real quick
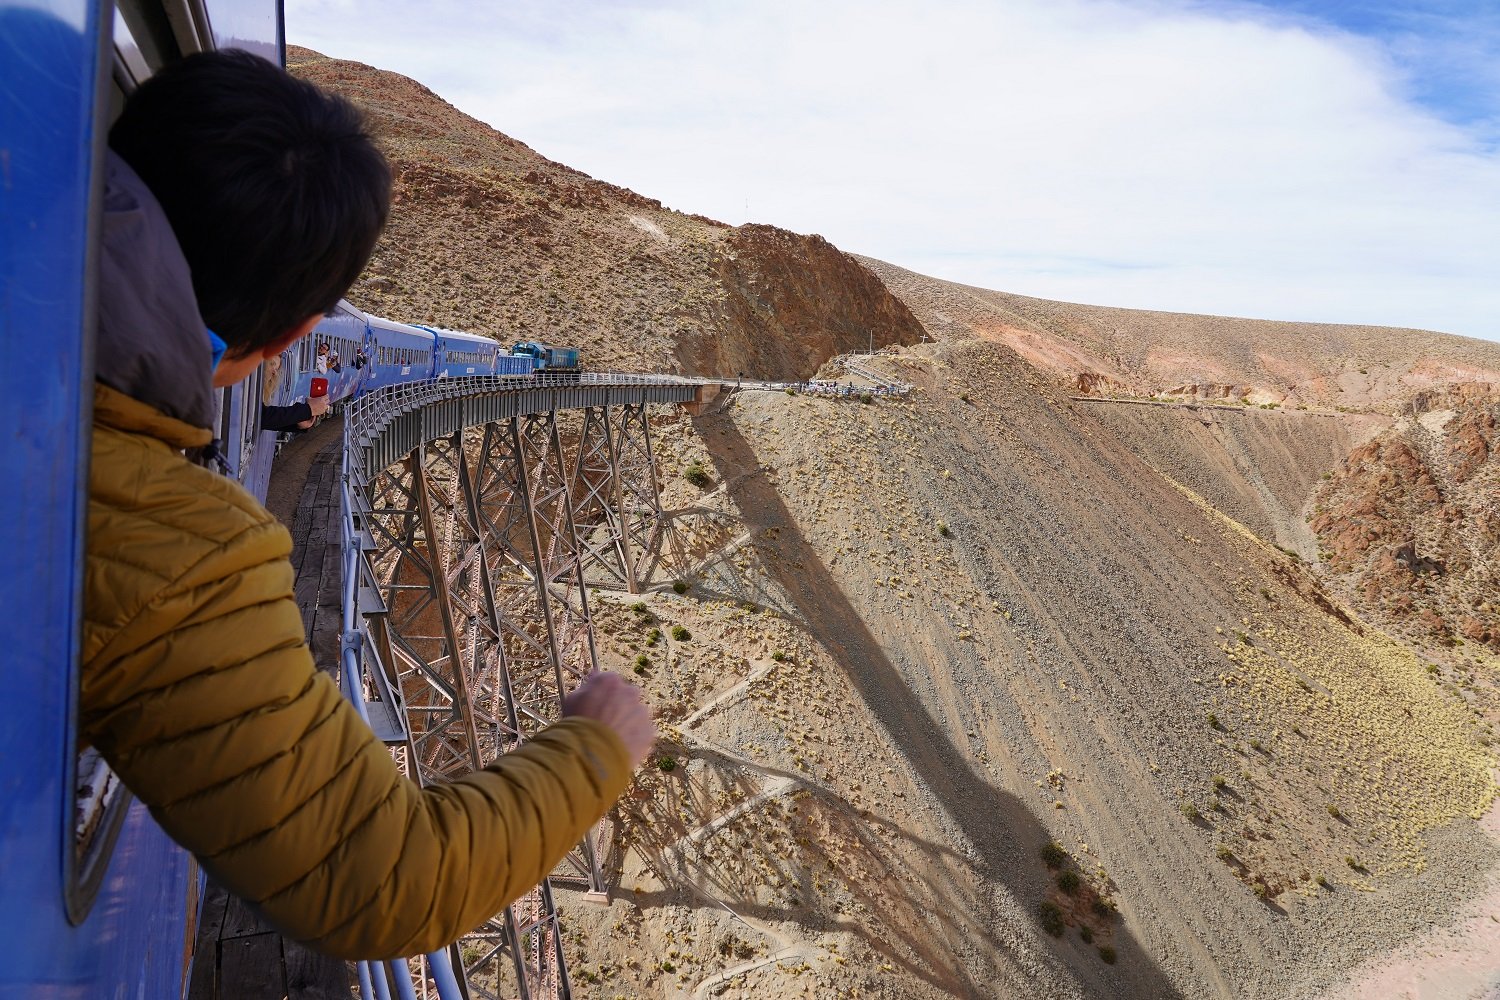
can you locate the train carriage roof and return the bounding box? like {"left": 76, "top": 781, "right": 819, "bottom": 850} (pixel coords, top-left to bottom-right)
{"left": 366, "top": 314, "right": 437, "bottom": 345}
{"left": 416, "top": 325, "right": 500, "bottom": 348}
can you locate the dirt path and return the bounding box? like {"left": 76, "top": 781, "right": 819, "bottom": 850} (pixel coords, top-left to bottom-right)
{"left": 1314, "top": 803, "right": 1500, "bottom": 1000}
{"left": 655, "top": 645, "right": 818, "bottom": 999}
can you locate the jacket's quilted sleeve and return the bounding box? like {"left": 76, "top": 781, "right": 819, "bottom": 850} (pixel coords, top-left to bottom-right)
{"left": 84, "top": 423, "right": 634, "bottom": 960}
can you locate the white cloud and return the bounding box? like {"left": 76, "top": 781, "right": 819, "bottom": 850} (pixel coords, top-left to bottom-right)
{"left": 286, "top": 0, "right": 1500, "bottom": 341}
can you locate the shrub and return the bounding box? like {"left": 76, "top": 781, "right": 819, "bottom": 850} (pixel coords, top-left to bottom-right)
{"left": 635, "top": 654, "right": 650, "bottom": 670}
{"left": 1036, "top": 902, "right": 1065, "bottom": 937}
{"left": 683, "top": 462, "right": 711, "bottom": 489}
{"left": 1098, "top": 945, "right": 1117, "bottom": 965}
{"left": 1211, "top": 774, "right": 1228, "bottom": 791}
{"left": 670, "top": 625, "right": 690, "bottom": 642}
{"left": 646, "top": 627, "right": 661, "bottom": 645}
{"left": 1091, "top": 897, "right": 1115, "bottom": 921}
{"left": 1179, "top": 801, "right": 1200, "bottom": 821}
{"left": 1056, "top": 869, "right": 1080, "bottom": 894}
{"left": 658, "top": 757, "right": 678, "bottom": 773}
{"left": 1254, "top": 883, "right": 1270, "bottom": 901}
{"left": 1215, "top": 843, "right": 1233, "bottom": 861}
{"left": 660, "top": 959, "right": 676, "bottom": 972}
{"left": 784, "top": 387, "right": 797, "bottom": 396}
{"left": 859, "top": 393, "right": 874, "bottom": 404}
{"left": 672, "top": 580, "right": 689, "bottom": 594}
{"left": 1079, "top": 925, "right": 1094, "bottom": 944}
{"left": 771, "top": 650, "right": 787, "bottom": 662}
{"left": 1236, "top": 631, "right": 1253, "bottom": 646}
{"left": 1316, "top": 875, "right": 1331, "bottom": 889}
{"left": 633, "top": 663, "right": 647, "bottom": 676}
{"left": 1207, "top": 712, "right": 1222, "bottom": 730}
{"left": 629, "top": 601, "right": 648, "bottom": 616}
{"left": 937, "top": 521, "right": 953, "bottom": 538}
{"left": 1040, "top": 841, "right": 1068, "bottom": 868}
{"left": 1326, "top": 804, "right": 1342, "bottom": 819}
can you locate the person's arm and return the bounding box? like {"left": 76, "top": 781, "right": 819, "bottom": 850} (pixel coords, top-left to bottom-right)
{"left": 82, "top": 514, "right": 645, "bottom": 960}
{"left": 259, "top": 401, "right": 313, "bottom": 432}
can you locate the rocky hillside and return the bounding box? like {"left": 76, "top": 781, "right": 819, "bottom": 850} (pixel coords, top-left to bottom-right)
{"left": 1311, "top": 385, "right": 1498, "bottom": 657}
{"left": 286, "top": 45, "right": 1500, "bottom": 1000}
{"left": 287, "top": 47, "right": 924, "bottom": 380}
{"left": 859, "top": 257, "right": 1500, "bottom": 412}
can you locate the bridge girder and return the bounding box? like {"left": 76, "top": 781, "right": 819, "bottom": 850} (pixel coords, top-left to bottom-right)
{"left": 347, "top": 395, "right": 674, "bottom": 1000}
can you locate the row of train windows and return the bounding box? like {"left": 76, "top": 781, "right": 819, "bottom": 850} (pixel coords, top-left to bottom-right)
{"left": 311, "top": 336, "right": 360, "bottom": 369}
{"left": 447, "top": 349, "right": 494, "bottom": 364}
{"left": 377, "top": 346, "right": 430, "bottom": 366}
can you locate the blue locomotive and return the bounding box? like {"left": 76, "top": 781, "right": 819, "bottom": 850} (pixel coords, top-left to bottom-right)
{"left": 510, "top": 340, "right": 581, "bottom": 373}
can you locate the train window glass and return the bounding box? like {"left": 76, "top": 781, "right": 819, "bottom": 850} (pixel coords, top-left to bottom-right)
{"left": 112, "top": 9, "right": 152, "bottom": 85}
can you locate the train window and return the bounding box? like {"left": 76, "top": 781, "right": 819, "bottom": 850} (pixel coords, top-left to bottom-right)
{"left": 70, "top": 745, "right": 132, "bottom": 924}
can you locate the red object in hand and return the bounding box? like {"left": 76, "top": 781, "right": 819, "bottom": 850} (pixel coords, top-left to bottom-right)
{"left": 310, "top": 377, "right": 329, "bottom": 398}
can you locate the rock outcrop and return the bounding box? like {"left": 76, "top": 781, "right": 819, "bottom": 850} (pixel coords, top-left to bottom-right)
{"left": 1312, "top": 388, "right": 1500, "bottom": 650}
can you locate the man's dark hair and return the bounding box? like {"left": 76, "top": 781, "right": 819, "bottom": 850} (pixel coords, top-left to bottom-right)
{"left": 110, "top": 49, "right": 391, "bottom": 356}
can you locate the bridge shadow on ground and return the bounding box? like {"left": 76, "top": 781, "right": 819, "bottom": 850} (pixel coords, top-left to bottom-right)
{"left": 628, "top": 416, "right": 1189, "bottom": 1000}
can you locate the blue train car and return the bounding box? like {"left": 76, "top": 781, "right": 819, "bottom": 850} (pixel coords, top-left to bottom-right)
{"left": 365, "top": 315, "right": 437, "bottom": 389}
{"left": 421, "top": 325, "right": 502, "bottom": 378}
{"left": 284, "top": 298, "right": 372, "bottom": 405}
{"left": 496, "top": 354, "right": 535, "bottom": 378}
{"left": 512, "top": 340, "right": 581, "bottom": 372}
{"left": 0, "top": 1, "right": 283, "bottom": 997}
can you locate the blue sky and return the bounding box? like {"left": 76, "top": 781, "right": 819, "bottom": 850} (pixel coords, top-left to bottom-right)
{"left": 286, "top": 0, "right": 1500, "bottom": 342}
{"left": 1242, "top": 0, "right": 1500, "bottom": 136}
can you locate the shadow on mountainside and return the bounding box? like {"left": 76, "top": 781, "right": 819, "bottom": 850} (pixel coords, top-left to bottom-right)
{"left": 672, "top": 416, "right": 1188, "bottom": 1000}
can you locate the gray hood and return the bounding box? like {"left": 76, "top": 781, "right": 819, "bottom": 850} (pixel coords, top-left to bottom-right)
{"left": 96, "top": 151, "right": 217, "bottom": 430}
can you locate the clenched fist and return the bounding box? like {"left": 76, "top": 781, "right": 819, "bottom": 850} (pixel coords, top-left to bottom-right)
{"left": 561, "top": 671, "right": 656, "bottom": 769}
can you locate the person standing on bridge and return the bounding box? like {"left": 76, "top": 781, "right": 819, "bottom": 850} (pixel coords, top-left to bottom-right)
{"left": 86, "top": 49, "right": 654, "bottom": 960}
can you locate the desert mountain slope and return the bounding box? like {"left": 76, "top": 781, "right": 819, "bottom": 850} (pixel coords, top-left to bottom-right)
{"left": 580, "top": 340, "right": 1496, "bottom": 999}
{"left": 286, "top": 45, "right": 1500, "bottom": 1000}
{"left": 287, "top": 46, "right": 924, "bottom": 379}
{"left": 859, "top": 256, "right": 1500, "bottom": 411}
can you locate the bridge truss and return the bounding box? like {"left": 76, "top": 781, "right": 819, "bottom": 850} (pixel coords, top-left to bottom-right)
{"left": 337, "top": 376, "right": 702, "bottom": 1000}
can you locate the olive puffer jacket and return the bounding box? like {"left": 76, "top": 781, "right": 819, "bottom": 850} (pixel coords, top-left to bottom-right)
{"left": 83, "top": 385, "right": 632, "bottom": 959}
{"left": 82, "top": 151, "right": 633, "bottom": 960}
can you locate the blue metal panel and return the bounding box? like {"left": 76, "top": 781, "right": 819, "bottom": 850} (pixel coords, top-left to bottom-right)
{"left": 496, "top": 355, "right": 533, "bottom": 378}
{"left": 422, "top": 325, "right": 502, "bottom": 379}
{"left": 0, "top": 3, "right": 194, "bottom": 997}
{"left": 365, "top": 316, "right": 437, "bottom": 389}
{"left": 293, "top": 303, "right": 371, "bottom": 403}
